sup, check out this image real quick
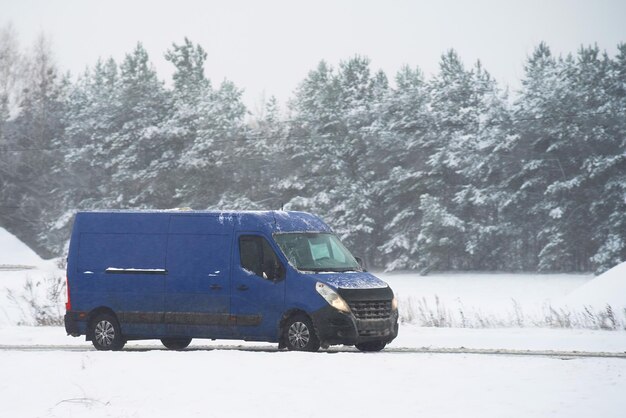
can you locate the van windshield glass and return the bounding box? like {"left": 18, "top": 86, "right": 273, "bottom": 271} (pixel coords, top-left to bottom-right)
{"left": 273, "top": 233, "right": 361, "bottom": 272}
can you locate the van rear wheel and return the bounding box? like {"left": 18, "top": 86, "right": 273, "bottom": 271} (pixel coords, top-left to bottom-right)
{"left": 90, "top": 313, "right": 126, "bottom": 351}
{"left": 284, "top": 315, "right": 320, "bottom": 352}
{"left": 161, "top": 338, "right": 192, "bottom": 350}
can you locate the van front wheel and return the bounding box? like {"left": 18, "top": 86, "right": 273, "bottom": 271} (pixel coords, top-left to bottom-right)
{"left": 161, "top": 338, "right": 192, "bottom": 350}
{"left": 284, "top": 315, "right": 320, "bottom": 352}
{"left": 90, "top": 313, "right": 126, "bottom": 351}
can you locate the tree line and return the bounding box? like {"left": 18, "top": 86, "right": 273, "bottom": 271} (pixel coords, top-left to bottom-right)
{"left": 0, "top": 25, "right": 624, "bottom": 273}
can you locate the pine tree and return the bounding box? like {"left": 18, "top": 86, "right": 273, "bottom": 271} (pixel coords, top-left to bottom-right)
{"left": 0, "top": 23, "right": 22, "bottom": 120}
{"left": 109, "top": 43, "right": 170, "bottom": 207}
{"left": 329, "top": 56, "right": 385, "bottom": 262}
{"left": 161, "top": 38, "right": 213, "bottom": 208}
{"left": 508, "top": 43, "right": 622, "bottom": 272}
{"left": 588, "top": 43, "right": 626, "bottom": 272}
{"left": 451, "top": 60, "right": 513, "bottom": 270}
{"left": 165, "top": 37, "right": 210, "bottom": 100}
{"left": 285, "top": 57, "right": 387, "bottom": 262}
{"left": 0, "top": 25, "right": 19, "bottom": 208}
{"left": 65, "top": 58, "right": 121, "bottom": 208}
{"left": 3, "top": 34, "right": 68, "bottom": 256}
{"left": 507, "top": 43, "right": 568, "bottom": 271}
{"left": 416, "top": 194, "right": 465, "bottom": 274}
{"left": 376, "top": 65, "right": 431, "bottom": 270}
{"left": 244, "top": 95, "right": 286, "bottom": 208}
{"left": 416, "top": 51, "right": 489, "bottom": 270}
{"left": 175, "top": 78, "right": 247, "bottom": 209}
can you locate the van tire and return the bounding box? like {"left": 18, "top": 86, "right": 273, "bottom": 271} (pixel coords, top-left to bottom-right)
{"left": 89, "top": 313, "right": 126, "bottom": 351}
{"left": 355, "top": 340, "right": 386, "bottom": 352}
{"left": 161, "top": 338, "right": 192, "bottom": 350}
{"left": 283, "top": 314, "right": 320, "bottom": 352}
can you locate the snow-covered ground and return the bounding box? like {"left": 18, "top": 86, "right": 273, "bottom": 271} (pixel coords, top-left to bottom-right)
{"left": 3, "top": 326, "right": 626, "bottom": 418}
{"left": 1, "top": 340, "right": 625, "bottom": 418}
{"left": 1, "top": 226, "right": 626, "bottom": 417}
{"left": 381, "top": 271, "right": 591, "bottom": 310}
{"left": 379, "top": 271, "right": 599, "bottom": 327}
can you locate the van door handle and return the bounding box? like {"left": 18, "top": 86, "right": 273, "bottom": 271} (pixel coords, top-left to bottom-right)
{"left": 210, "top": 284, "right": 222, "bottom": 290}
{"left": 237, "top": 285, "right": 249, "bottom": 291}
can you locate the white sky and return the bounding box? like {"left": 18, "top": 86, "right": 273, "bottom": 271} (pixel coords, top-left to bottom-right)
{"left": 2, "top": 0, "right": 625, "bottom": 113}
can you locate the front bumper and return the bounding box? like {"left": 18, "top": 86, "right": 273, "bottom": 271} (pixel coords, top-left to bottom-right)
{"left": 310, "top": 305, "right": 399, "bottom": 346}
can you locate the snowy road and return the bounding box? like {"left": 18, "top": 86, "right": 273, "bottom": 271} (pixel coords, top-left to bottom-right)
{"left": 2, "top": 346, "right": 626, "bottom": 418}
{"left": 1, "top": 328, "right": 625, "bottom": 417}
{"left": 1, "top": 343, "right": 625, "bottom": 359}
{"left": 3, "top": 325, "right": 626, "bottom": 353}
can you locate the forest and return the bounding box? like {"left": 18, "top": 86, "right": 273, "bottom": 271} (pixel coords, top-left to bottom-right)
{"left": 0, "top": 25, "right": 624, "bottom": 273}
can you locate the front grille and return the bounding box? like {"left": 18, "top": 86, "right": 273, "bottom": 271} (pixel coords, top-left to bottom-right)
{"left": 350, "top": 300, "right": 392, "bottom": 319}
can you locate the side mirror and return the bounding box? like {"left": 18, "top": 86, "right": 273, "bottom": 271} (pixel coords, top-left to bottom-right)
{"left": 355, "top": 257, "right": 367, "bottom": 271}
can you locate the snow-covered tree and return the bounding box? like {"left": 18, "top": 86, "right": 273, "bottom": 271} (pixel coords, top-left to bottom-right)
{"left": 375, "top": 65, "right": 431, "bottom": 270}
{"left": 285, "top": 57, "right": 387, "bottom": 262}
{"left": 587, "top": 43, "right": 626, "bottom": 272}
{"left": 0, "top": 29, "right": 623, "bottom": 274}
{"left": 2, "top": 34, "right": 68, "bottom": 256}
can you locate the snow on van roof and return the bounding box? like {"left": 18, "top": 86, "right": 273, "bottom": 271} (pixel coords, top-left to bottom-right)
{"left": 79, "top": 209, "right": 295, "bottom": 215}
{"left": 76, "top": 210, "right": 333, "bottom": 233}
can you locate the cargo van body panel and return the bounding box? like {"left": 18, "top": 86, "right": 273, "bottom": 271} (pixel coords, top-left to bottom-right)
{"left": 165, "top": 215, "right": 234, "bottom": 338}
{"left": 74, "top": 228, "right": 168, "bottom": 337}
{"left": 65, "top": 210, "right": 398, "bottom": 350}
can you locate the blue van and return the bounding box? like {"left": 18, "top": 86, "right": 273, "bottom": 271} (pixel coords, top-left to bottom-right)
{"left": 64, "top": 210, "right": 398, "bottom": 352}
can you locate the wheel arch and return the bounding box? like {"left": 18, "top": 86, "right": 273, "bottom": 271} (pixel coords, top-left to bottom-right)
{"left": 86, "top": 306, "right": 118, "bottom": 341}
{"left": 279, "top": 308, "right": 310, "bottom": 331}
{"left": 278, "top": 308, "right": 311, "bottom": 346}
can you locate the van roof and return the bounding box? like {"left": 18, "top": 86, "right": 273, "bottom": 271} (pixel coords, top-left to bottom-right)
{"left": 73, "top": 210, "right": 333, "bottom": 234}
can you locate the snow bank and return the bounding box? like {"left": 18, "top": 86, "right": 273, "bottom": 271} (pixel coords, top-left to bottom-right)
{"left": 562, "top": 261, "right": 626, "bottom": 310}
{"left": 0, "top": 227, "right": 43, "bottom": 268}
{"left": 0, "top": 228, "right": 63, "bottom": 326}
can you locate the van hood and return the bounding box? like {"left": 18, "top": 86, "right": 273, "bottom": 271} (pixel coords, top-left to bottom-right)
{"left": 309, "top": 271, "right": 389, "bottom": 290}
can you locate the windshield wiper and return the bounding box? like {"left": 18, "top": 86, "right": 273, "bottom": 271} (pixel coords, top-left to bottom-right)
{"left": 298, "top": 267, "right": 329, "bottom": 272}
{"left": 298, "top": 267, "right": 361, "bottom": 273}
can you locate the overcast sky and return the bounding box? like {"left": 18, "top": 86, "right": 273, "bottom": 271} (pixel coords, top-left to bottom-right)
{"left": 2, "top": 0, "right": 625, "bottom": 112}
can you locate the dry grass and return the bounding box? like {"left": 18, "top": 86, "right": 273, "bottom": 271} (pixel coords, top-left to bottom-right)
{"left": 399, "top": 295, "right": 626, "bottom": 330}
{"left": 6, "top": 275, "right": 65, "bottom": 326}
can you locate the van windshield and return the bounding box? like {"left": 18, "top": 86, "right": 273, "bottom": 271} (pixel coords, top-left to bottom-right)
{"left": 273, "top": 233, "right": 361, "bottom": 272}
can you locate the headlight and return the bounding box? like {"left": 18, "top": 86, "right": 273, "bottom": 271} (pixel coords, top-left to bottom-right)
{"left": 315, "top": 282, "right": 351, "bottom": 313}
{"left": 391, "top": 296, "right": 398, "bottom": 311}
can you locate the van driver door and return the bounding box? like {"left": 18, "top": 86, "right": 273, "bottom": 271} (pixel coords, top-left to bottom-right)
{"left": 230, "top": 234, "right": 286, "bottom": 340}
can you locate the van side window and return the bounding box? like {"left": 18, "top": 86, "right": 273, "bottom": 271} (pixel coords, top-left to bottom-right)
{"left": 239, "top": 236, "right": 285, "bottom": 281}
